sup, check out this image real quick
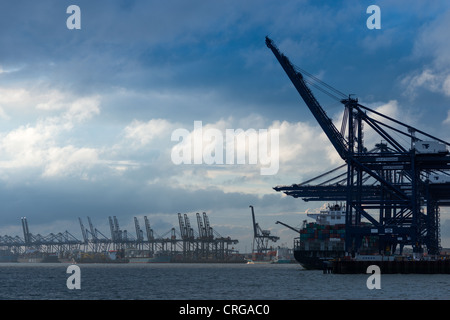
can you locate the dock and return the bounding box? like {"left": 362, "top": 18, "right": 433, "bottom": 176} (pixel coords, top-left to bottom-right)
{"left": 331, "top": 259, "right": 450, "bottom": 274}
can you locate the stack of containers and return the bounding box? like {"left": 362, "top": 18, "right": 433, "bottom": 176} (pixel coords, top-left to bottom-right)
{"left": 298, "top": 220, "right": 379, "bottom": 253}
{"left": 298, "top": 222, "right": 346, "bottom": 251}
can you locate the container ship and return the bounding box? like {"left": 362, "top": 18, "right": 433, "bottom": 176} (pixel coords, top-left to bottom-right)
{"left": 0, "top": 249, "right": 18, "bottom": 262}
{"left": 75, "top": 250, "right": 129, "bottom": 263}
{"left": 126, "top": 249, "right": 172, "bottom": 263}
{"left": 17, "top": 250, "right": 60, "bottom": 263}
{"left": 294, "top": 203, "right": 378, "bottom": 269}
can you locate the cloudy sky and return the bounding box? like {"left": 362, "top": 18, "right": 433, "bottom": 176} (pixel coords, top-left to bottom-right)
{"left": 1, "top": 0, "right": 450, "bottom": 251}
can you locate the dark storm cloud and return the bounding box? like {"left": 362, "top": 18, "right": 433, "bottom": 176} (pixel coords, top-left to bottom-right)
{"left": 0, "top": 0, "right": 376, "bottom": 122}
{"left": 0, "top": 171, "right": 295, "bottom": 226}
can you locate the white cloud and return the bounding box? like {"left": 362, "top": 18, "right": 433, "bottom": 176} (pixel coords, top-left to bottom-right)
{"left": 443, "top": 75, "right": 450, "bottom": 97}
{"left": 0, "top": 92, "right": 101, "bottom": 179}
{"left": 401, "top": 68, "right": 446, "bottom": 99}
{"left": 274, "top": 119, "right": 338, "bottom": 170}
{"left": 0, "top": 87, "right": 32, "bottom": 106}
{"left": 0, "top": 87, "right": 101, "bottom": 124}
{"left": 0, "top": 106, "right": 10, "bottom": 120}
{"left": 164, "top": 117, "right": 343, "bottom": 195}
{"left": 412, "top": 9, "right": 450, "bottom": 69}
{"left": 35, "top": 90, "right": 67, "bottom": 111}
{"left": 402, "top": 9, "right": 450, "bottom": 99}
{"left": 43, "top": 146, "right": 99, "bottom": 178}
{"left": 0, "top": 65, "right": 23, "bottom": 75}
{"left": 124, "top": 118, "right": 174, "bottom": 147}
{"left": 63, "top": 97, "right": 100, "bottom": 124}
{"left": 444, "top": 110, "right": 450, "bottom": 125}
{"left": 0, "top": 121, "right": 56, "bottom": 169}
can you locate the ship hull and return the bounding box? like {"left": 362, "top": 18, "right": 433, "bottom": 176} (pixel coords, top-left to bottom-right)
{"left": 128, "top": 255, "right": 172, "bottom": 263}
{"left": 18, "top": 254, "right": 60, "bottom": 263}
{"left": 294, "top": 249, "right": 345, "bottom": 270}
{"left": 0, "top": 255, "right": 18, "bottom": 263}
{"left": 0, "top": 249, "right": 18, "bottom": 262}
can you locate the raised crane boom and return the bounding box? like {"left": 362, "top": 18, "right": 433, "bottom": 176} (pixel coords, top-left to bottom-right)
{"left": 265, "top": 36, "right": 349, "bottom": 160}
{"left": 275, "top": 221, "right": 300, "bottom": 233}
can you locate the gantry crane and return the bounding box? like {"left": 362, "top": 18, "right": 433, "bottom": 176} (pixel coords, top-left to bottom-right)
{"left": 250, "top": 205, "right": 279, "bottom": 256}
{"left": 266, "top": 36, "right": 450, "bottom": 256}
{"left": 144, "top": 216, "right": 156, "bottom": 252}
{"left": 134, "top": 217, "right": 144, "bottom": 250}
{"left": 21, "top": 217, "right": 31, "bottom": 246}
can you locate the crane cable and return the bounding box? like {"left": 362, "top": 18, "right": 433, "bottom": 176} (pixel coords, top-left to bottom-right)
{"left": 292, "top": 63, "right": 348, "bottom": 100}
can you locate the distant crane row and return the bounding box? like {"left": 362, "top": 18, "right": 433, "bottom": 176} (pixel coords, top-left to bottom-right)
{"left": 0, "top": 213, "right": 238, "bottom": 261}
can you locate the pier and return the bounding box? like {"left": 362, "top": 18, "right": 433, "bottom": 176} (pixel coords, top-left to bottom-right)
{"left": 331, "top": 258, "right": 450, "bottom": 274}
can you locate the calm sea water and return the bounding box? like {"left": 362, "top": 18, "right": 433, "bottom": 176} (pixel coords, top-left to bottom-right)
{"left": 0, "top": 262, "right": 448, "bottom": 300}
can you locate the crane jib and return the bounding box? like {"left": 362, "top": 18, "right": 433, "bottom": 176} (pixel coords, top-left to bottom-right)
{"left": 265, "top": 37, "right": 348, "bottom": 160}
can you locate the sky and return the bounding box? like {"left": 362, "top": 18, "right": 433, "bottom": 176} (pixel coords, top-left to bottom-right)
{"left": 0, "top": 0, "right": 450, "bottom": 251}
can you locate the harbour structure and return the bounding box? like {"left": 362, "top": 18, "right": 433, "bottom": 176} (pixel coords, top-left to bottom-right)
{"left": 277, "top": 204, "right": 378, "bottom": 269}
{"left": 0, "top": 213, "right": 241, "bottom": 263}
{"left": 20, "top": 217, "right": 81, "bottom": 254}
{"left": 175, "top": 212, "right": 240, "bottom": 262}
{"left": 249, "top": 205, "right": 279, "bottom": 261}
{"left": 266, "top": 36, "right": 450, "bottom": 261}
{"left": 331, "top": 256, "right": 450, "bottom": 274}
